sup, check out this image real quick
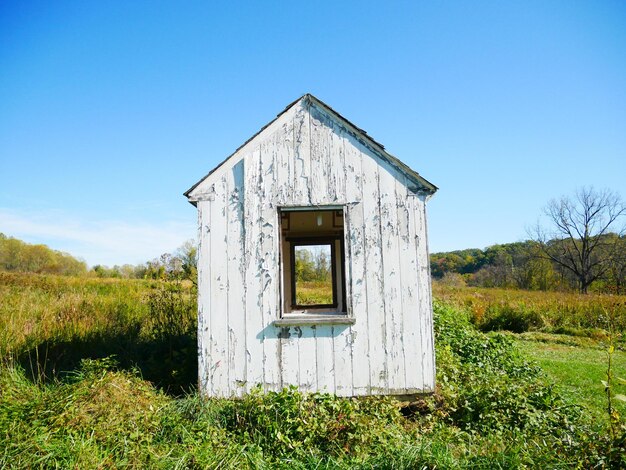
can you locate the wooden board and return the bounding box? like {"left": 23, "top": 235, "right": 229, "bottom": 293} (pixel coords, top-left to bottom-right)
{"left": 227, "top": 160, "right": 246, "bottom": 396}
{"left": 360, "top": 151, "right": 387, "bottom": 394}
{"left": 378, "top": 166, "right": 405, "bottom": 393}
{"left": 243, "top": 149, "right": 264, "bottom": 393}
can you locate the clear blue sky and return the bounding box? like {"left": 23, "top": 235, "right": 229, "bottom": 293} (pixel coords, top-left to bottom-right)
{"left": 1, "top": 1, "right": 625, "bottom": 267}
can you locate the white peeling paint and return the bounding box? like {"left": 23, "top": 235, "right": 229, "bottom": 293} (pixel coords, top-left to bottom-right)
{"left": 189, "top": 96, "right": 436, "bottom": 397}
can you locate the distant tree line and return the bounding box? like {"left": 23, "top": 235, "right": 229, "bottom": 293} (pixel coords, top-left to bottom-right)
{"left": 0, "top": 233, "right": 197, "bottom": 282}
{"left": 0, "top": 233, "right": 87, "bottom": 276}
{"left": 91, "top": 240, "right": 197, "bottom": 282}
{"left": 294, "top": 247, "right": 331, "bottom": 283}
{"left": 431, "top": 235, "right": 626, "bottom": 294}
{"left": 432, "top": 187, "right": 626, "bottom": 294}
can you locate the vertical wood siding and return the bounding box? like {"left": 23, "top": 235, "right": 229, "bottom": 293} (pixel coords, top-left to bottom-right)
{"left": 194, "top": 100, "right": 435, "bottom": 397}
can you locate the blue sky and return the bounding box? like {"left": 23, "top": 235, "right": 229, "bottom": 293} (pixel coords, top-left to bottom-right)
{"left": 1, "top": 1, "right": 625, "bottom": 267}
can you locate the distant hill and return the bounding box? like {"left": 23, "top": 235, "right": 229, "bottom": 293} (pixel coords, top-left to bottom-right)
{"left": 430, "top": 236, "right": 626, "bottom": 294}
{"left": 0, "top": 233, "right": 87, "bottom": 276}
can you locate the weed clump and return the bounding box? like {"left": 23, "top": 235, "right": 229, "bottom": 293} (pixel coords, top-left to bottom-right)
{"left": 50, "top": 358, "right": 167, "bottom": 447}
{"left": 430, "top": 301, "right": 595, "bottom": 465}
{"left": 215, "top": 386, "right": 406, "bottom": 460}
{"left": 435, "top": 304, "right": 580, "bottom": 440}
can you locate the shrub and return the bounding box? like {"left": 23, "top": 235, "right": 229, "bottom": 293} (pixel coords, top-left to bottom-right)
{"left": 433, "top": 301, "right": 581, "bottom": 438}
{"left": 215, "top": 386, "right": 407, "bottom": 460}
{"left": 479, "top": 304, "right": 545, "bottom": 333}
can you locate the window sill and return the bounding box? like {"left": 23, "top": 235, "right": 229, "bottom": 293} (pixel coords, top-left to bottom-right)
{"left": 273, "top": 315, "right": 355, "bottom": 327}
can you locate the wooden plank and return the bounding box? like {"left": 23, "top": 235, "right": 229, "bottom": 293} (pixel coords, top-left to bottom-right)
{"left": 329, "top": 118, "right": 347, "bottom": 202}
{"left": 408, "top": 194, "right": 426, "bottom": 391}
{"left": 243, "top": 149, "right": 264, "bottom": 393}
{"left": 415, "top": 195, "right": 435, "bottom": 391}
{"left": 260, "top": 135, "right": 281, "bottom": 391}
{"left": 209, "top": 175, "right": 229, "bottom": 396}
{"left": 309, "top": 105, "right": 331, "bottom": 205}
{"left": 333, "top": 326, "right": 354, "bottom": 396}
{"left": 227, "top": 160, "right": 246, "bottom": 397}
{"left": 298, "top": 326, "right": 317, "bottom": 391}
{"left": 315, "top": 325, "right": 335, "bottom": 393}
{"left": 423, "top": 198, "right": 437, "bottom": 391}
{"left": 197, "top": 200, "right": 211, "bottom": 395}
{"left": 343, "top": 134, "right": 368, "bottom": 395}
{"left": 292, "top": 101, "right": 312, "bottom": 206}
{"left": 280, "top": 327, "right": 299, "bottom": 387}
{"left": 378, "top": 167, "right": 405, "bottom": 393}
{"left": 275, "top": 116, "right": 294, "bottom": 206}
{"left": 396, "top": 178, "right": 422, "bottom": 391}
{"left": 360, "top": 151, "right": 387, "bottom": 394}
{"left": 332, "top": 231, "right": 354, "bottom": 395}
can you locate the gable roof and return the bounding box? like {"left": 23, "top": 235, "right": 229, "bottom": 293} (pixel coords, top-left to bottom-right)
{"left": 184, "top": 94, "right": 438, "bottom": 199}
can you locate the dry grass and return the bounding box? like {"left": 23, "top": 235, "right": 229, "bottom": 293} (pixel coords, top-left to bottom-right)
{"left": 295, "top": 280, "right": 333, "bottom": 305}
{"left": 0, "top": 272, "right": 153, "bottom": 357}
{"left": 0, "top": 272, "right": 197, "bottom": 394}
{"left": 433, "top": 281, "right": 626, "bottom": 335}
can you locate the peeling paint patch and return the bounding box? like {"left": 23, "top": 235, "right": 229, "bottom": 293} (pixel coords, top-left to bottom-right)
{"left": 277, "top": 327, "right": 291, "bottom": 339}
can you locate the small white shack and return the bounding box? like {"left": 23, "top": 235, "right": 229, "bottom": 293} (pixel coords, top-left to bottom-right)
{"left": 185, "top": 94, "right": 438, "bottom": 398}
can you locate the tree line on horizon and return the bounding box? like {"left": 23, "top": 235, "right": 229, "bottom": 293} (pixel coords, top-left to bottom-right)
{"left": 0, "top": 233, "right": 88, "bottom": 276}
{"left": 4, "top": 231, "right": 625, "bottom": 293}
{"left": 432, "top": 187, "right": 626, "bottom": 294}
{"left": 0, "top": 233, "right": 197, "bottom": 282}
{"left": 91, "top": 239, "right": 197, "bottom": 282}
{"left": 3, "top": 187, "right": 624, "bottom": 294}
{"left": 430, "top": 235, "right": 626, "bottom": 294}
{"left": 294, "top": 246, "right": 332, "bottom": 283}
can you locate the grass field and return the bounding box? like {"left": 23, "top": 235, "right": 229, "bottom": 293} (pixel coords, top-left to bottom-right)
{"left": 515, "top": 334, "right": 626, "bottom": 423}
{"left": 433, "top": 281, "right": 626, "bottom": 339}
{"left": 0, "top": 272, "right": 197, "bottom": 393}
{"left": 1, "top": 272, "right": 625, "bottom": 467}
{"left": 295, "top": 280, "right": 333, "bottom": 305}
{"left": 434, "top": 282, "right": 626, "bottom": 425}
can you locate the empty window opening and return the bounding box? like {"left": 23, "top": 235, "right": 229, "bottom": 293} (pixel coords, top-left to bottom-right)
{"left": 280, "top": 208, "right": 346, "bottom": 314}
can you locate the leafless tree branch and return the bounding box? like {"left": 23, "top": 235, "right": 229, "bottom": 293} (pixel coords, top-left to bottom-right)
{"left": 529, "top": 187, "right": 626, "bottom": 293}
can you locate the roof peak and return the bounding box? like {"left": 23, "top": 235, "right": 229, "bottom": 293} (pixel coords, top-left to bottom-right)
{"left": 184, "top": 94, "right": 437, "bottom": 199}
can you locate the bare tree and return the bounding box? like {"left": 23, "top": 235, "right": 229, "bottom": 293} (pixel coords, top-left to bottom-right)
{"left": 605, "top": 235, "right": 626, "bottom": 294}
{"left": 531, "top": 187, "right": 626, "bottom": 293}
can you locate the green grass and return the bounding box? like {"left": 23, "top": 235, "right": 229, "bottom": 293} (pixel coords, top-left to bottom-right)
{"left": 2, "top": 301, "right": 604, "bottom": 468}
{"left": 1, "top": 272, "right": 625, "bottom": 467}
{"left": 515, "top": 336, "right": 626, "bottom": 424}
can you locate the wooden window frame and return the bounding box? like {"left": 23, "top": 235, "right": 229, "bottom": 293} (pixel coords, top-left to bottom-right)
{"left": 275, "top": 206, "right": 351, "bottom": 326}
{"left": 332, "top": 210, "right": 343, "bottom": 228}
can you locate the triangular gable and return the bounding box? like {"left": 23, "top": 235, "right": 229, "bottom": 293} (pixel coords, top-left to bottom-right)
{"left": 184, "top": 94, "right": 437, "bottom": 202}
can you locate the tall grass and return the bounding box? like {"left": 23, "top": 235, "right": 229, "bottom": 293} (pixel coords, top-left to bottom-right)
{"left": 0, "top": 273, "right": 150, "bottom": 355}
{"left": 295, "top": 280, "right": 334, "bottom": 305}
{"left": 433, "top": 281, "right": 626, "bottom": 337}
{"left": 0, "top": 273, "right": 623, "bottom": 467}
{"left": 0, "top": 272, "right": 196, "bottom": 393}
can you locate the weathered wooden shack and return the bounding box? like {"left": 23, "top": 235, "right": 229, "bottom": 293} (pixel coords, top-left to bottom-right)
{"left": 184, "top": 94, "right": 438, "bottom": 397}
